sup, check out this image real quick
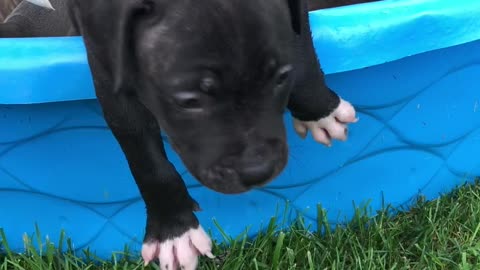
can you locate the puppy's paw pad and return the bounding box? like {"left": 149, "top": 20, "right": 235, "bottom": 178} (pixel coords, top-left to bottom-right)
{"left": 142, "top": 225, "right": 213, "bottom": 270}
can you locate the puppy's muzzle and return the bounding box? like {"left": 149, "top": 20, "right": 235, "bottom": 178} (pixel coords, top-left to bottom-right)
{"left": 199, "top": 139, "right": 287, "bottom": 194}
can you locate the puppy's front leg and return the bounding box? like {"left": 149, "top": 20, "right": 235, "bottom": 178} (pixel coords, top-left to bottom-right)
{"left": 289, "top": 0, "right": 357, "bottom": 147}
{"left": 99, "top": 96, "right": 213, "bottom": 270}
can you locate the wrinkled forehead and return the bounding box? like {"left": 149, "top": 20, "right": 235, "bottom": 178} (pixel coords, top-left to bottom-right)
{"left": 167, "top": 0, "right": 290, "bottom": 30}
{"left": 140, "top": 0, "right": 294, "bottom": 72}
{"left": 162, "top": 1, "right": 292, "bottom": 51}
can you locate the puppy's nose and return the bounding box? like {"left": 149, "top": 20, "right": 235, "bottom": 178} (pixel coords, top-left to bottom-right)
{"left": 239, "top": 160, "right": 277, "bottom": 187}
{"left": 237, "top": 139, "right": 286, "bottom": 186}
{"left": 198, "top": 139, "right": 287, "bottom": 194}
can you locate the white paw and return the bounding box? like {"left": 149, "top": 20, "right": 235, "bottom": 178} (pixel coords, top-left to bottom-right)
{"left": 293, "top": 98, "right": 358, "bottom": 146}
{"left": 142, "top": 225, "right": 214, "bottom": 270}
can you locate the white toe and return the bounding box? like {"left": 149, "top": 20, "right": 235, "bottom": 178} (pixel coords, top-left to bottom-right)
{"left": 293, "top": 118, "right": 308, "bottom": 138}
{"left": 321, "top": 119, "right": 347, "bottom": 141}
{"left": 142, "top": 242, "right": 159, "bottom": 266}
{"left": 174, "top": 233, "right": 199, "bottom": 270}
{"left": 159, "top": 240, "right": 176, "bottom": 270}
{"left": 189, "top": 226, "right": 215, "bottom": 258}
{"left": 311, "top": 126, "right": 331, "bottom": 146}
{"left": 335, "top": 99, "right": 357, "bottom": 123}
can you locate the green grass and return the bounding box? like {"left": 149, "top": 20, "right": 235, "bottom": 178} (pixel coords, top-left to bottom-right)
{"left": 2, "top": 181, "right": 480, "bottom": 270}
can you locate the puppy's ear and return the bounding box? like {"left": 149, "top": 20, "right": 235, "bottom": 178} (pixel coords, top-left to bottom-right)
{"left": 69, "top": 0, "right": 158, "bottom": 95}
{"left": 286, "top": 0, "right": 302, "bottom": 35}
{"left": 110, "top": 1, "right": 145, "bottom": 95}
{"left": 25, "top": 0, "right": 54, "bottom": 9}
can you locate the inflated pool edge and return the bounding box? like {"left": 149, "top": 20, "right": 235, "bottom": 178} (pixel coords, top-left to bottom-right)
{"left": 1, "top": 0, "right": 480, "bottom": 258}
{"left": 2, "top": 0, "right": 480, "bottom": 104}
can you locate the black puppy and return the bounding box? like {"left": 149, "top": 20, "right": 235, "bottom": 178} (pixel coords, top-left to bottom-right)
{"left": 1, "top": 0, "right": 357, "bottom": 269}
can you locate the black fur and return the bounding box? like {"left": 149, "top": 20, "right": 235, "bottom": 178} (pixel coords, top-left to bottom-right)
{"left": 0, "top": 0, "right": 365, "bottom": 253}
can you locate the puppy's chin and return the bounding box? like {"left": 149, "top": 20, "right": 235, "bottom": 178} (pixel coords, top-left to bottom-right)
{"left": 188, "top": 156, "right": 287, "bottom": 195}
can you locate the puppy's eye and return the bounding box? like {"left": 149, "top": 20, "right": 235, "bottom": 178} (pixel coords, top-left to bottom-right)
{"left": 199, "top": 76, "right": 218, "bottom": 93}
{"left": 173, "top": 92, "right": 203, "bottom": 110}
{"left": 275, "top": 65, "right": 293, "bottom": 86}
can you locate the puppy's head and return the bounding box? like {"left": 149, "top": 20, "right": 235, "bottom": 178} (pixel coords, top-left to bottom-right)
{"left": 71, "top": 0, "right": 303, "bottom": 194}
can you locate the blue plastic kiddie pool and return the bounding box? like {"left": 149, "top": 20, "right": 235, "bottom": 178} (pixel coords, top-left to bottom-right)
{"left": 1, "top": 0, "right": 480, "bottom": 258}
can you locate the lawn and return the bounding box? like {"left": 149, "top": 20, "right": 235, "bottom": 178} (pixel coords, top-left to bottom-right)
{"left": 2, "top": 180, "right": 480, "bottom": 270}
